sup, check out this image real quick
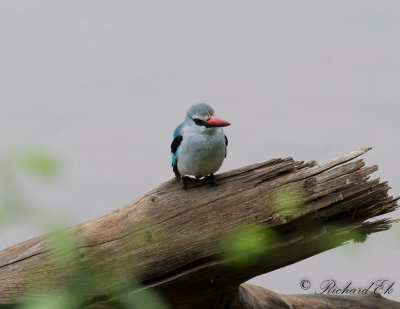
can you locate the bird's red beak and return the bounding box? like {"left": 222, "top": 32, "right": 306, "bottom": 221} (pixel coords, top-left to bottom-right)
{"left": 206, "top": 116, "right": 231, "bottom": 127}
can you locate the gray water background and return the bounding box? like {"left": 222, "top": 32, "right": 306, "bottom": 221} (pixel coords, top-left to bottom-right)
{"left": 1, "top": 1, "right": 399, "bottom": 300}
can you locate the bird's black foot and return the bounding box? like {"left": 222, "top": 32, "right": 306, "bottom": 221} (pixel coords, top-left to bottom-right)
{"left": 181, "top": 176, "right": 189, "bottom": 189}
{"left": 208, "top": 173, "right": 220, "bottom": 186}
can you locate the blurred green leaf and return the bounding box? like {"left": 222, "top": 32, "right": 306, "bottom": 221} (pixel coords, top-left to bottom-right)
{"left": 17, "top": 292, "right": 78, "bottom": 309}
{"left": 46, "top": 229, "right": 80, "bottom": 265}
{"left": 0, "top": 200, "right": 26, "bottom": 226}
{"left": 119, "top": 288, "right": 169, "bottom": 309}
{"left": 270, "top": 187, "right": 303, "bottom": 217}
{"left": 14, "top": 151, "right": 59, "bottom": 179}
{"left": 222, "top": 224, "right": 277, "bottom": 267}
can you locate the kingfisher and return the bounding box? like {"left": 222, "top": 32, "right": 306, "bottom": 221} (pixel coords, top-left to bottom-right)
{"left": 171, "top": 103, "right": 231, "bottom": 189}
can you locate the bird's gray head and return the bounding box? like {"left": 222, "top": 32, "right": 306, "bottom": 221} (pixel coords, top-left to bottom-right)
{"left": 186, "top": 103, "right": 214, "bottom": 122}
{"left": 186, "top": 103, "right": 230, "bottom": 128}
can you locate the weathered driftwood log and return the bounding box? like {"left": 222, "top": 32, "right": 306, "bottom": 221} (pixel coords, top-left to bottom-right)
{"left": 231, "top": 284, "right": 400, "bottom": 309}
{"left": 0, "top": 148, "right": 398, "bottom": 309}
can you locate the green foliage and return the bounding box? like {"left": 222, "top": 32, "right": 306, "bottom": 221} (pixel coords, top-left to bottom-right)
{"left": 0, "top": 200, "right": 25, "bottom": 225}
{"left": 18, "top": 292, "right": 78, "bottom": 309}
{"left": 47, "top": 229, "right": 80, "bottom": 265}
{"left": 35, "top": 228, "right": 170, "bottom": 308}
{"left": 13, "top": 151, "right": 59, "bottom": 179}
{"left": 220, "top": 188, "right": 305, "bottom": 267}
{"left": 270, "top": 186, "right": 304, "bottom": 218}
{"left": 1, "top": 150, "right": 169, "bottom": 309}
{"left": 0, "top": 151, "right": 60, "bottom": 230}
{"left": 222, "top": 223, "right": 277, "bottom": 267}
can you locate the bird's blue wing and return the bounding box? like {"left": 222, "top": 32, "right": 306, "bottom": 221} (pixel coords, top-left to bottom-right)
{"left": 171, "top": 122, "right": 184, "bottom": 177}
{"left": 173, "top": 122, "right": 184, "bottom": 139}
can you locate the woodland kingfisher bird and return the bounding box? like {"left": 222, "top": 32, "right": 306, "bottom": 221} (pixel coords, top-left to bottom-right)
{"left": 171, "top": 103, "right": 230, "bottom": 189}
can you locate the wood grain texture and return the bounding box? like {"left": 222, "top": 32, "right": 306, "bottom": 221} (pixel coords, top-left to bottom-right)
{"left": 0, "top": 148, "right": 398, "bottom": 308}
{"left": 231, "top": 284, "right": 400, "bottom": 309}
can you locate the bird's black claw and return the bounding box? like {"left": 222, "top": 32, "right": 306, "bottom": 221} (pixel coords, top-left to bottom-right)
{"left": 209, "top": 173, "right": 220, "bottom": 186}
{"left": 181, "top": 176, "right": 189, "bottom": 189}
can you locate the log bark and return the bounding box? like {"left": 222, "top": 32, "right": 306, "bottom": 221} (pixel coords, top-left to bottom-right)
{"left": 0, "top": 148, "right": 398, "bottom": 308}
{"left": 231, "top": 284, "right": 400, "bottom": 309}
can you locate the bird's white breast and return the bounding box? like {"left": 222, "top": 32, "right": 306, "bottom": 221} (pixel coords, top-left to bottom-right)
{"left": 177, "top": 127, "right": 226, "bottom": 177}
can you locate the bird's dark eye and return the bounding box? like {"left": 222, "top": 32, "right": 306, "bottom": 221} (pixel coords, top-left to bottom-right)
{"left": 193, "top": 118, "right": 205, "bottom": 126}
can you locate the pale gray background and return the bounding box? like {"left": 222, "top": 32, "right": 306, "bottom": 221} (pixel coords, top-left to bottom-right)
{"left": 1, "top": 0, "right": 400, "bottom": 300}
